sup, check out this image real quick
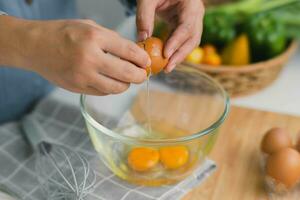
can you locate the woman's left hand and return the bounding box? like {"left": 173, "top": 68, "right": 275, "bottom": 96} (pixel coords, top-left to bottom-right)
{"left": 136, "top": 0, "right": 205, "bottom": 72}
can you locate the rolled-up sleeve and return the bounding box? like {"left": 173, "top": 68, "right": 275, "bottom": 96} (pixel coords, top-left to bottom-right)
{"left": 119, "top": 0, "right": 137, "bottom": 16}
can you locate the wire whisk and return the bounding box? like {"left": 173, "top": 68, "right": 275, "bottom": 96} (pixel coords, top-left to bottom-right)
{"left": 22, "top": 116, "right": 97, "bottom": 200}
{"left": 36, "top": 142, "right": 96, "bottom": 200}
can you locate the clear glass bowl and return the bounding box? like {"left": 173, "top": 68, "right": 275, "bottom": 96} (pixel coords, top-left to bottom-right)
{"left": 80, "top": 66, "right": 230, "bottom": 186}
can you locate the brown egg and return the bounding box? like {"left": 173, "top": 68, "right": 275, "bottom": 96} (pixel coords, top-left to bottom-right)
{"left": 295, "top": 132, "right": 300, "bottom": 152}
{"left": 261, "top": 127, "right": 292, "bottom": 155}
{"left": 266, "top": 148, "right": 300, "bottom": 188}
{"left": 137, "top": 37, "right": 168, "bottom": 75}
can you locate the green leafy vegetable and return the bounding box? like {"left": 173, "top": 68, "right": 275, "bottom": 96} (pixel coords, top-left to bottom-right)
{"left": 201, "top": 13, "right": 236, "bottom": 48}
{"left": 206, "top": 0, "right": 300, "bottom": 39}
{"left": 245, "top": 14, "right": 287, "bottom": 62}
{"left": 201, "top": 0, "right": 300, "bottom": 61}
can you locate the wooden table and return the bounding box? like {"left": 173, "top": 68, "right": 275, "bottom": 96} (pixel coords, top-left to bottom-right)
{"left": 184, "top": 106, "right": 300, "bottom": 200}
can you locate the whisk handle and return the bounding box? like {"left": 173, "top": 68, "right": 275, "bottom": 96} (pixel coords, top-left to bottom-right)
{"left": 21, "top": 117, "right": 48, "bottom": 150}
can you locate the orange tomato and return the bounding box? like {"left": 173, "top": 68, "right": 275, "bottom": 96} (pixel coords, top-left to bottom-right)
{"left": 203, "top": 44, "right": 217, "bottom": 55}
{"left": 203, "top": 53, "right": 222, "bottom": 66}
{"left": 128, "top": 147, "right": 159, "bottom": 172}
{"left": 159, "top": 146, "right": 189, "bottom": 169}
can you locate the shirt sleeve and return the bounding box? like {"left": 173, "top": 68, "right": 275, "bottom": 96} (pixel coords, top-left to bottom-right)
{"left": 119, "top": 0, "right": 136, "bottom": 16}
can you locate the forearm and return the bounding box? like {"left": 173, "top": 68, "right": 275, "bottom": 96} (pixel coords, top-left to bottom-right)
{"left": 0, "top": 15, "right": 30, "bottom": 68}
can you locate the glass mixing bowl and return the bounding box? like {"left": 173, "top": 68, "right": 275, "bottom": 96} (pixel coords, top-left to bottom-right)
{"left": 80, "top": 66, "right": 230, "bottom": 186}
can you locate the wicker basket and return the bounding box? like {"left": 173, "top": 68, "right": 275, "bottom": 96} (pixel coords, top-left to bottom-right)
{"left": 181, "top": 41, "right": 298, "bottom": 97}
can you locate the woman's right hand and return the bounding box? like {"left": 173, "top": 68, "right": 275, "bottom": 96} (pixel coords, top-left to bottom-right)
{"left": 0, "top": 16, "right": 150, "bottom": 95}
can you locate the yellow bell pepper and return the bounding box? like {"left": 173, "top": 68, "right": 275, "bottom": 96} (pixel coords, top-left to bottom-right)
{"left": 221, "top": 34, "right": 250, "bottom": 66}
{"left": 185, "top": 47, "right": 204, "bottom": 64}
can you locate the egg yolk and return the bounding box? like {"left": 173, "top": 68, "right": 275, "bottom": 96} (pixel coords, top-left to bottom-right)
{"left": 159, "top": 146, "right": 189, "bottom": 169}
{"left": 128, "top": 147, "right": 159, "bottom": 172}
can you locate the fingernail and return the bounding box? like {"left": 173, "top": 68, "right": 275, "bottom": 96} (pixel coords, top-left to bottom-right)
{"left": 147, "top": 58, "right": 151, "bottom": 67}
{"left": 165, "top": 63, "right": 176, "bottom": 73}
{"left": 138, "top": 31, "right": 148, "bottom": 41}
{"left": 169, "top": 63, "right": 176, "bottom": 71}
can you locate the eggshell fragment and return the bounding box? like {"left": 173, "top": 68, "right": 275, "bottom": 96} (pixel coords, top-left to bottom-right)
{"left": 137, "top": 37, "right": 168, "bottom": 75}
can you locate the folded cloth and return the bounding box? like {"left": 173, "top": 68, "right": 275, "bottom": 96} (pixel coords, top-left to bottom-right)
{"left": 0, "top": 96, "right": 216, "bottom": 200}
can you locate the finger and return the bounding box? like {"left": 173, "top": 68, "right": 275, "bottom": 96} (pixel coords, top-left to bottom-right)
{"left": 76, "top": 19, "right": 98, "bottom": 26}
{"left": 164, "top": 22, "right": 194, "bottom": 59}
{"left": 99, "top": 53, "right": 147, "bottom": 84}
{"left": 62, "top": 84, "right": 108, "bottom": 96}
{"left": 102, "top": 31, "right": 151, "bottom": 68}
{"left": 165, "top": 37, "right": 198, "bottom": 73}
{"left": 91, "top": 73, "right": 130, "bottom": 94}
{"left": 136, "top": 0, "right": 158, "bottom": 41}
{"left": 85, "top": 86, "right": 108, "bottom": 96}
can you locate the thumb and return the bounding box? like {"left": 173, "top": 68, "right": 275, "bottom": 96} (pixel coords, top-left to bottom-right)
{"left": 136, "top": 0, "right": 158, "bottom": 41}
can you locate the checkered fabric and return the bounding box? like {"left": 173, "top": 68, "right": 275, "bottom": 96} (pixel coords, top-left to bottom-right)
{"left": 0, "top": 97, "right": 216, "bottom": 200}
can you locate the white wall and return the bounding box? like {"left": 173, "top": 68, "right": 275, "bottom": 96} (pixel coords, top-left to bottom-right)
{"left": 77, "top": 0, "right": 127, "bottom": 29}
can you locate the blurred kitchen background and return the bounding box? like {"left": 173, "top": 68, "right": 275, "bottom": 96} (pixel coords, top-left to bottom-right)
{"left": 77, "top": 0, "right": 126, "bottom": 29}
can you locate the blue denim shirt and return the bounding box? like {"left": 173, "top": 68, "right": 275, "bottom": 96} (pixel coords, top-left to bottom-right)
{"left": 0, "top": 0, "right": 77, "bottom": 123}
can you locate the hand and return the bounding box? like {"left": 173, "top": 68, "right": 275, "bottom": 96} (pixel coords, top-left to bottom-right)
{"left": 0, "top": 16, "right": 150, "bottom": 95}
{"left": 136, "top": 0, "right": 205, "bottom": 72}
